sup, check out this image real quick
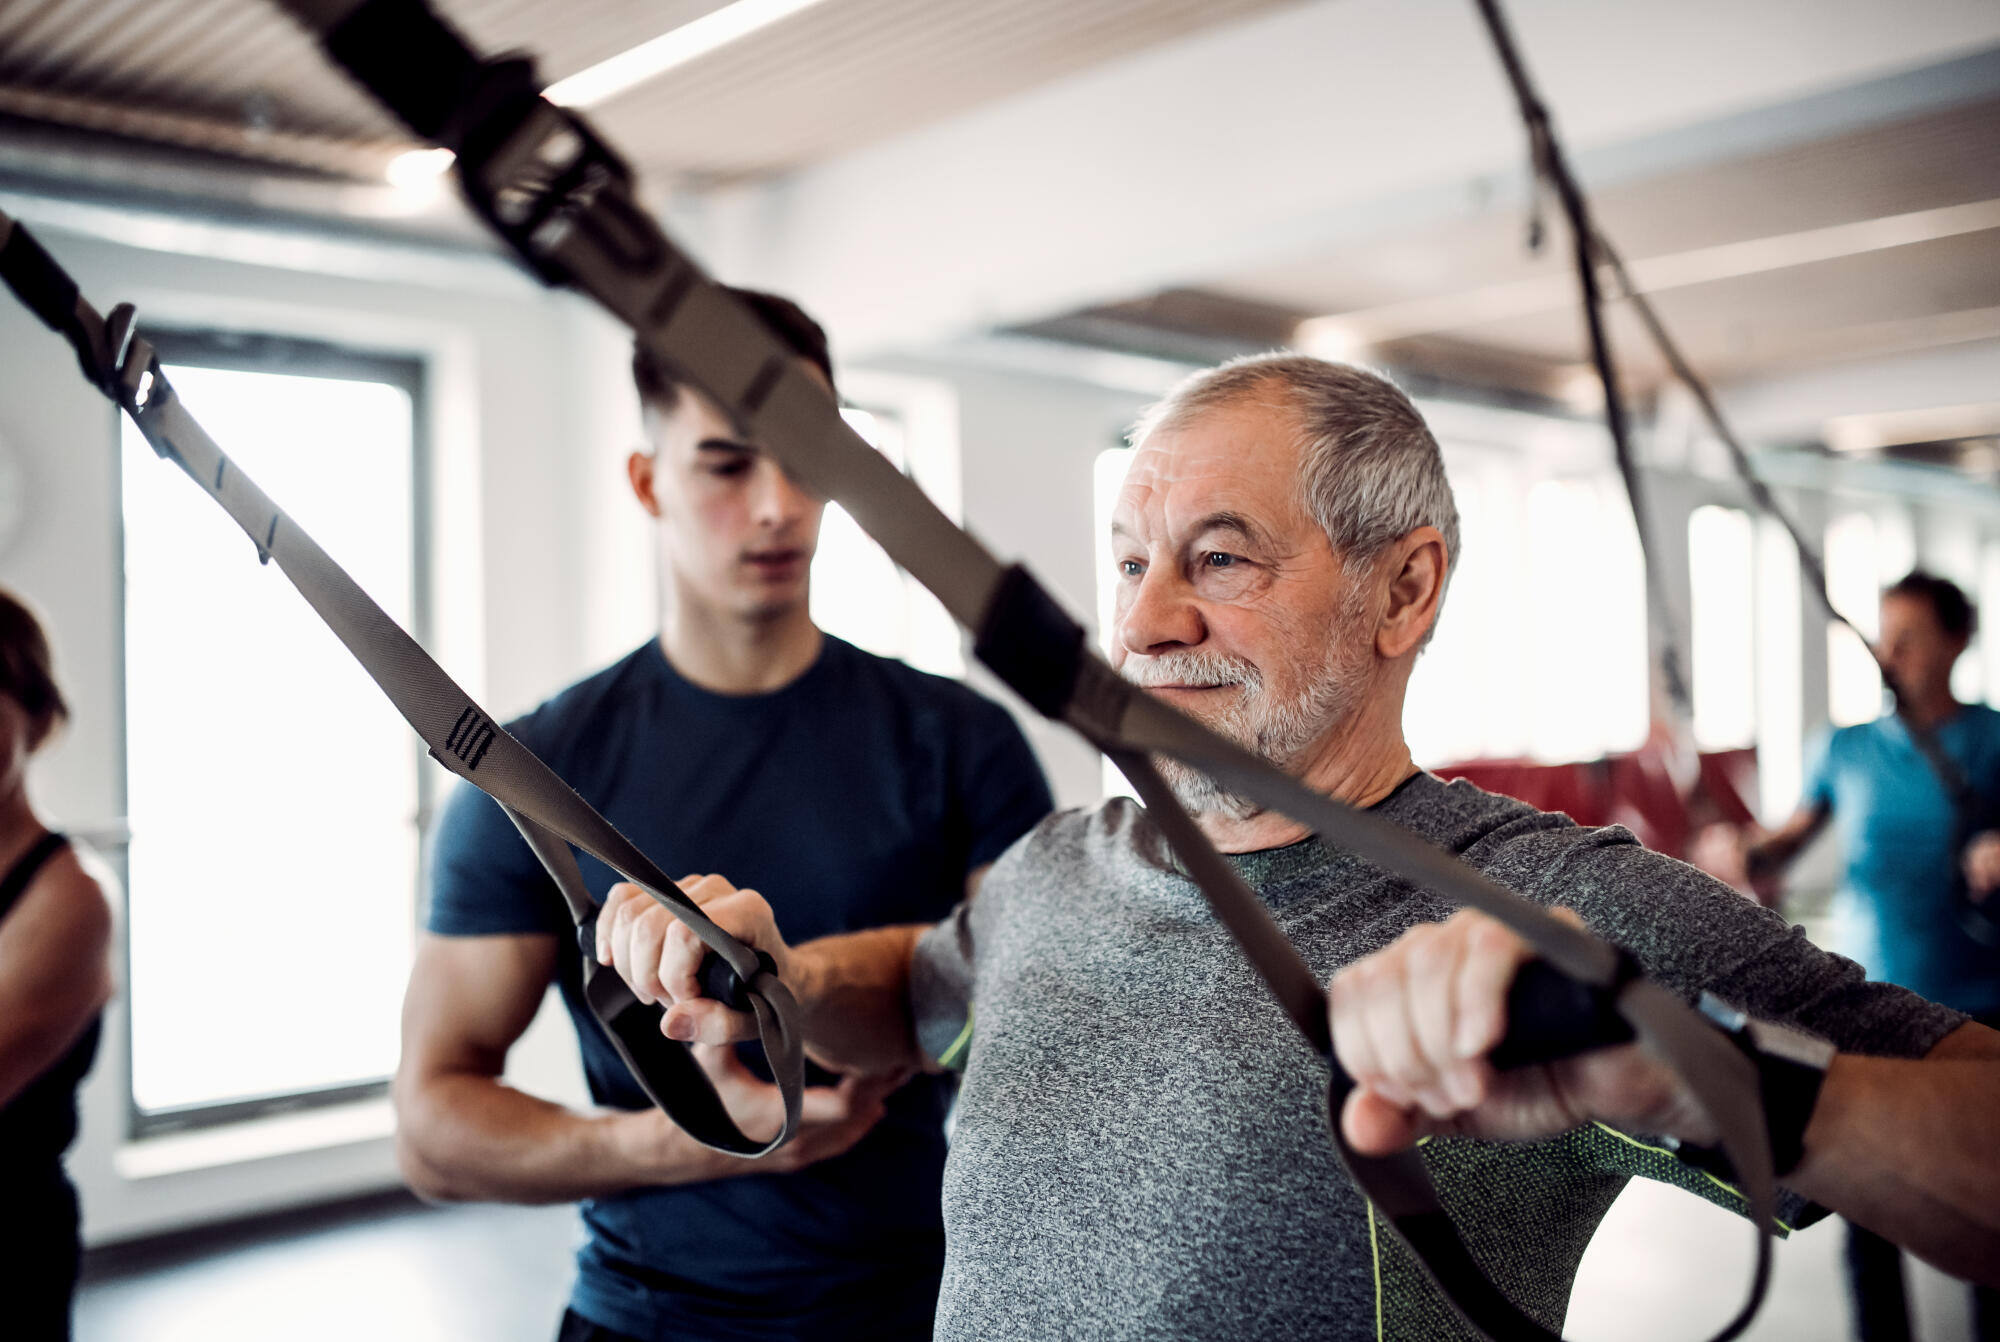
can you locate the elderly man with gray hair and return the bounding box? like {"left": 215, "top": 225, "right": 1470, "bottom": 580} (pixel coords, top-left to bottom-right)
{"left": 597, "top": 353, "right": 2000, "bottom": 1340}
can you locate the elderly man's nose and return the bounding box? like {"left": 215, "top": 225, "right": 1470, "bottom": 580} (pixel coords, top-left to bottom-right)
{"left": 1119, "top": 568, "right": 1204, "bottom": 655}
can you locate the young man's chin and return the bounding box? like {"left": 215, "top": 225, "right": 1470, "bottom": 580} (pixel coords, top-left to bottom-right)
{"left": 737, "top": 587, "right": 810, "bottom": 624}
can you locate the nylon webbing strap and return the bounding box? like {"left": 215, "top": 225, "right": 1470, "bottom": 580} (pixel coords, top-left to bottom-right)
{"left": 0, "top": 211, "right": 803, "bottom": 1157}
{"left": 255, "top": 6, "right": 1781, "bottom": 1335}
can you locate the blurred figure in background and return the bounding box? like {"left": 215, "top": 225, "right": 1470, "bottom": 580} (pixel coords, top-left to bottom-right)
{"left": 1744, "top": 570, "right": 2000, "bottom": 1342}
{"left": 0, "top": 589, "right": 114, "bottom": 1342}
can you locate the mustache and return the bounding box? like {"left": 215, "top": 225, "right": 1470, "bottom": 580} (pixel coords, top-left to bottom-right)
{"left": 1122, "top": 650, "right": 1264, "bottom": 692}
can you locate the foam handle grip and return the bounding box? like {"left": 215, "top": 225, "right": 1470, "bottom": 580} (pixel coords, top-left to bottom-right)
{"left": 1487, "top": 957, "right": 1635, "bottom": 1070}
{"left": 698, "top": 949, "right": 779, "bottom": 1013}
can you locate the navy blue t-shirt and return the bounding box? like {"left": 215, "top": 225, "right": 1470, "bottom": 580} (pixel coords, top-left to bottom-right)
{"left": 426, "top": 635, "right": 1053, "bottom": 1342}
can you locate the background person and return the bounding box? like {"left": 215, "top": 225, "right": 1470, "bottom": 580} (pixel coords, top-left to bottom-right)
{"left": 0, "top": 589, "right": 114, "bottom": 1342}
{"left": 1743, "top": 569, "right": 2000, "bottom": 1342}
{"left": 602, "top": 355, "right": 2000, "bottom": 1340}
{"left": 395, "top": 290, "right": 1053, "bottom": 1342}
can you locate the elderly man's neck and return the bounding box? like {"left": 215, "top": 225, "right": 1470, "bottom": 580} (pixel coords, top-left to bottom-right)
{"left": 1195, "top": 705, "right": 1417, "bottom": 854}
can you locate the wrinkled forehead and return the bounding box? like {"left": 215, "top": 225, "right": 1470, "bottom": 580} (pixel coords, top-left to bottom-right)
{"left": 1116, "top": 396, "right": 1311, "bottom": 540}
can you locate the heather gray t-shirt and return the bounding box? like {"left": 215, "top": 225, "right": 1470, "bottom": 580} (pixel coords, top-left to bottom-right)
{"left": 908, "top": 773, "right": 1966, "bottom": 1341}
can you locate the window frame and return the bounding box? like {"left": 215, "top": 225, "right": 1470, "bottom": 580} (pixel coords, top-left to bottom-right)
{"left": 117, "top": 328, "right": 432, "bottom": 1139}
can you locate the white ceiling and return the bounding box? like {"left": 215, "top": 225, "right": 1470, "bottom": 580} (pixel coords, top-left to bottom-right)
{"left": 2, "top": 0, "right": 1997, "bottom": 411}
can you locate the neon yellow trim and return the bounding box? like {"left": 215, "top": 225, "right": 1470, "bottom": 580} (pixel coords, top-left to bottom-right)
{"left": 935, "top": 1010, "right": 974, "bottom": 1070}
{"left": 1368, "top": 1201, "right": 1384, "bottom": 1341}
{"left": 1589, "top": 1122, "right": 1797, "bottom": 1233}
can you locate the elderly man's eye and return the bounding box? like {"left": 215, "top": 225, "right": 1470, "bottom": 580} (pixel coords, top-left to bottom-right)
{"left": 1117, "top": 559, "right": 1144, "bottom": 578}
{"left": 1203, "top": 552, "right": 1239, "bottom": 569}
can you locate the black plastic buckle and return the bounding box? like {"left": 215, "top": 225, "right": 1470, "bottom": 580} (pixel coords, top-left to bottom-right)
{"left": 973, "top": 564, "right": 1086, "bottom": 720}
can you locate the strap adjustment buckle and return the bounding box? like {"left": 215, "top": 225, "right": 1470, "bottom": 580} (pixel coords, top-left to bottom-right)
{"left": 974, "top": 563, "right": 1085, "bottom": 719}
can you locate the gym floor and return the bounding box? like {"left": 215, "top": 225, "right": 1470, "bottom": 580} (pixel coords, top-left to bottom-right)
{"left": 73, "top": 1178, "right": 1979, "bottom": 1341}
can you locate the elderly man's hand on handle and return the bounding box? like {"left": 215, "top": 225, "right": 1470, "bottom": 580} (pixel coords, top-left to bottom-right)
{"left": 1331, "top": 908, "right": 2000, "bottom": 1287}
{"left": 1328, "top": 908, "right": 1715, "bottom": 1155}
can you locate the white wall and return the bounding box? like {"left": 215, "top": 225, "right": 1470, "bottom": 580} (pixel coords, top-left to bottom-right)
{"left": 0, "top": 210, "right": 622, "bottom": 1243}
{"left": 872, "top": 349, "right": 1160, "bottom": 810}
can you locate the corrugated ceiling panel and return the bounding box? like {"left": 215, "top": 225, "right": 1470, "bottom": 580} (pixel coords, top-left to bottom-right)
{"left": 590, "top": 0, "right": 1293, "bottom": 176}
{"left": 0, "top": 0, "right": 1305, "bottom": 177}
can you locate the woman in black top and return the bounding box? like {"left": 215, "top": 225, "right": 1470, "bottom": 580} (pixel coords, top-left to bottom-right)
{"left": 0, "top": 590, "right": 112, "bottom": 1341}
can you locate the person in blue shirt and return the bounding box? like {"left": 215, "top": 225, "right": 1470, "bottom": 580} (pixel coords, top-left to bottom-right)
{"left": 395, "top": 288, "right": 1053, "bottom": 1342}
{"left": 1748, "top": 569, "right": 2000, "bottom": 1342}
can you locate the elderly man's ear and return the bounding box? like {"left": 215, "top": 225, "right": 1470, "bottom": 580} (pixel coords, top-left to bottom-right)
{"left": 1374, "top": 527, "right": 1449, "bottom": 660}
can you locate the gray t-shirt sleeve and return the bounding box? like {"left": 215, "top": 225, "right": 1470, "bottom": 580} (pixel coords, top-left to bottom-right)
{"left": 1463, "top": 810, "right": 1965, "bottom": 1231}
{"left": 911, "top": 898, "right": 979, "bottom": 1069}
{"left": 1475, "top": 811, "right": 1966, "bottom": 1055}
{"left": 910, "top": 821, "right": 1043, "bottom": 1068}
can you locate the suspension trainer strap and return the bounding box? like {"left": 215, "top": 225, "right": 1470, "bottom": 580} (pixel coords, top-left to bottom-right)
{"left": 291, "top": 5, "right": 1780, "bottom": 1335}
{"left": 0, "top": 211, "right": 803, "bottom": 1157}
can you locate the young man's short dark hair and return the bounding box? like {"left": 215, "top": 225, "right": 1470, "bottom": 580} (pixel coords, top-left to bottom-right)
{"left": 1886, "top": 570, "right": 1977, "bottom": 642}
{"left": 632, "top": 287, "right": 834, "bottom": 415}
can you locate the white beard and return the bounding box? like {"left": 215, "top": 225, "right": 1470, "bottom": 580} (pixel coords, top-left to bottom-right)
{"left": 1123, "top": 601, "right": 1372, "bottom": 817}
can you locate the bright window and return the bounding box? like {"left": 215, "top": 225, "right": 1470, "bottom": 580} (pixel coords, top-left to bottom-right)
{"left": 1515, "top": 478, "right": 1650, "bottom": 764}
{"left": 1754, "top": 517, "right": 1804, "bottom": 820}
{"left": 121, "top": 339, "right": 423, "bottom": 1131}
{"left": 1688, "top": 505, "right": 1756, "bottom": 751}
{"left": 810, "top": 389, "right": 963, "bottom": 678}
{"left": 1984, "top": 540, "right": 2000, "bottom": 703}
{"left": 1825, "top": 511, "right": 1883, "bottom": 728}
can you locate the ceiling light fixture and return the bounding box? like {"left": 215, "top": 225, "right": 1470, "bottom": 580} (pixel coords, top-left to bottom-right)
{"left": 384, "top": 145, "right": 455, "bottom": 187}
{"left": 545, "top": 0, "right": 838, "bottom": 109}
{"left": 1293, "top": 316, "right": 1369, "bottom": 364}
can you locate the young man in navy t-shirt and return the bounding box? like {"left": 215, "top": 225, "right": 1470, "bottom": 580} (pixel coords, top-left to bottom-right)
{"left": 399, "top": 289, "right": 1053, "bottom": 1342}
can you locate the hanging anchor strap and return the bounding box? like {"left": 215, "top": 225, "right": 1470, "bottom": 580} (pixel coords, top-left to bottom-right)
{"left": 0, "top": 211, "right": 802, "bottom": 1157}
{"left": 286, "top": 5, "right": 1783, "bottom": 1336}
{"left": 1470, "top": 0, "right": 2000, "bottom": 947}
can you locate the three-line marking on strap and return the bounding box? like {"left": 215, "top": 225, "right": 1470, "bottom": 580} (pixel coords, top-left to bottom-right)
{"left": 446, "top": 706, "right": 496, "bottom": 771}
{"left": 738, "top": 354, "right": 787, "bottom": 417}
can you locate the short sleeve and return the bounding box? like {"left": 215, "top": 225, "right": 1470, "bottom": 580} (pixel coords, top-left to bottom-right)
{"left": 954, "top": 699, "right": 1054, "bottom": 873}
{"left": 1488, "top": 823, "right": 1965, "bottom": 1055}
{"left": 424, "top": 776, "right": 567, "bottom": 938}
{"left": 1801, "top": 728, "right": 1837, "bottom": 814}
{"left": 1487, "top": 822, "right": 1966, "bottom": 1225}
{"left": 910, "top": 900, "right": 979, "bottom": 1070}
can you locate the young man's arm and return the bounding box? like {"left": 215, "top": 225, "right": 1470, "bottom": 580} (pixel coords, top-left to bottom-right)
{"left": 393, "top": 931, "right": 893, "bottom": 1203}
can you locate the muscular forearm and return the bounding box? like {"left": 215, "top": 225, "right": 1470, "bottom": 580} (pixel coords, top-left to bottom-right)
{"left": 1786, "top": 1028, "right": 2000, "bottom": 1285}
{"left": 791, "top": 924, "right": 929, "bottom": 1075}
{"left": 394, "top": 1072, "right": 725, "bottom": 1204}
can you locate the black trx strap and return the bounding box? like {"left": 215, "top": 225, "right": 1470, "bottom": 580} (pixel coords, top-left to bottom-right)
{"left": 9, "top": 3, "right": 1795, "bottom": 1334}
{"left": 0, "top": 212, "right": 803, "bottom": 1158}
{"left": 1471, "top": 0, "right": 2000, "bottom": 949}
